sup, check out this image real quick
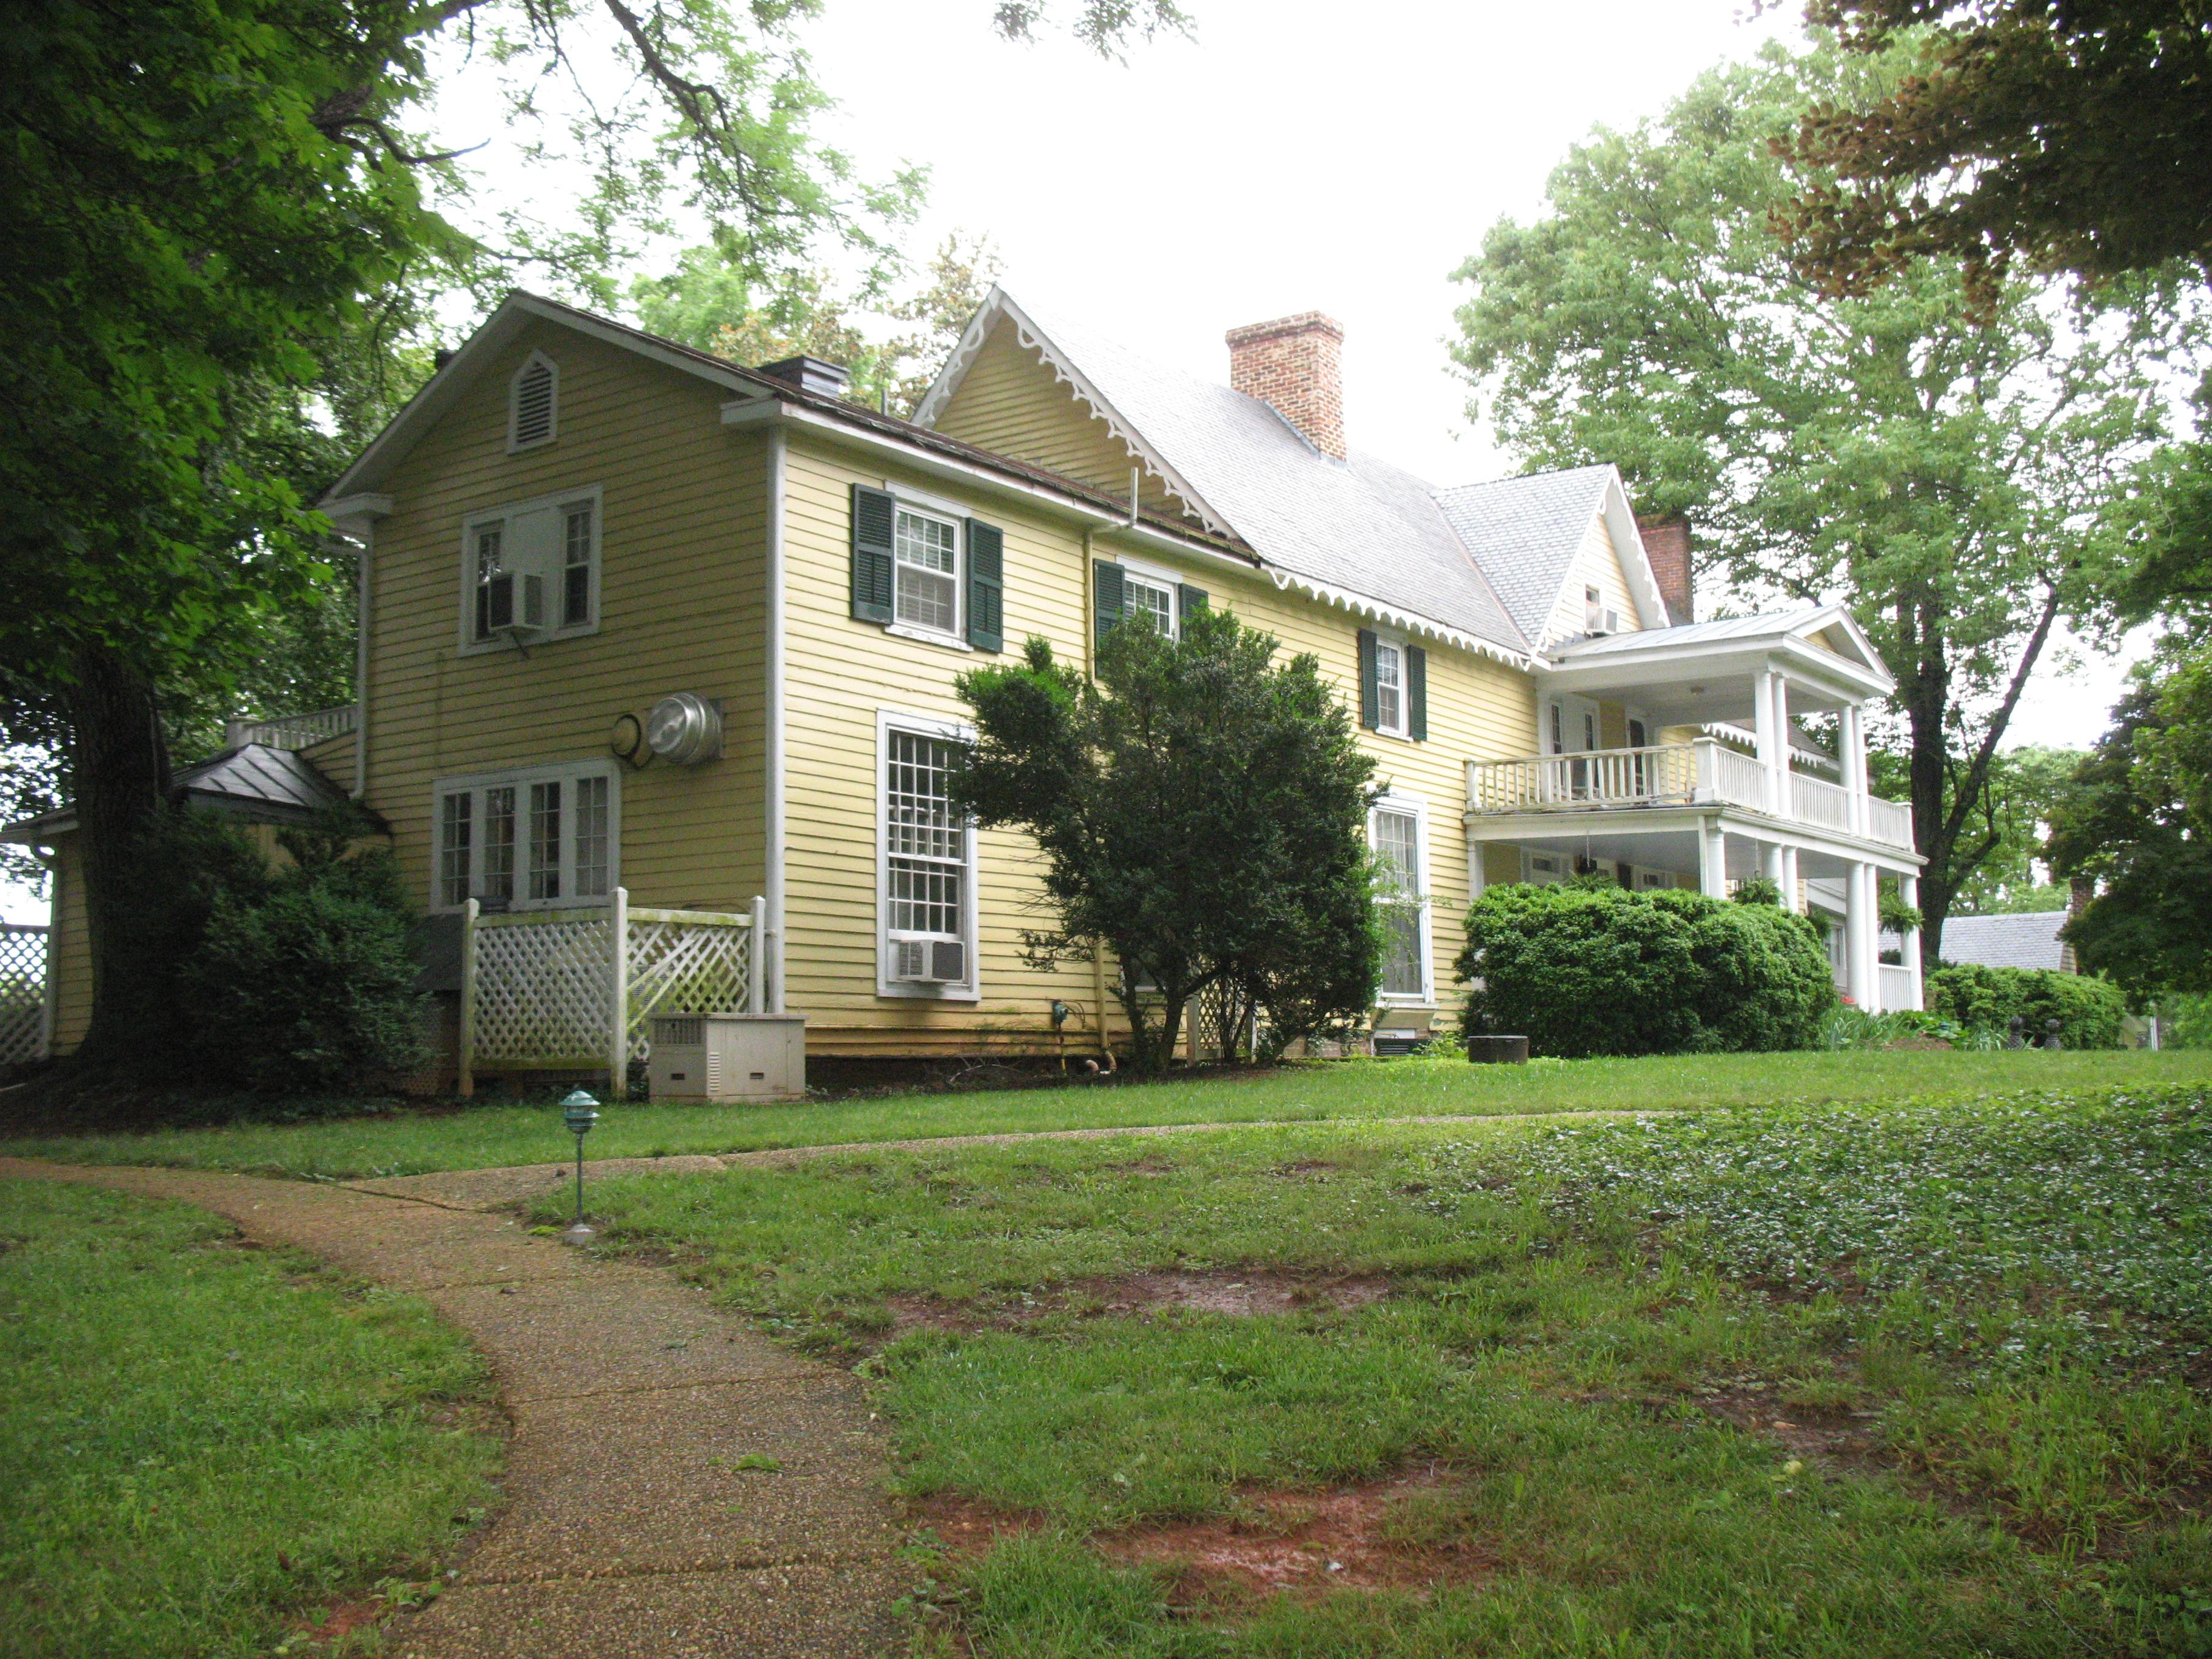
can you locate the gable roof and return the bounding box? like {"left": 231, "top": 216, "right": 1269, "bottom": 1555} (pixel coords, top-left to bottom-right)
{"left": 1939, "top": 910, "right": 2071, "bottom": 972}
{"left": 1, "top": 744, "right": 365, "bottom": 844}
{"left": 1550, "top": 603, "right": 1892, "bottom": 686}
{"left": 920, "top": 290, "right": 1708, "bottom": 665}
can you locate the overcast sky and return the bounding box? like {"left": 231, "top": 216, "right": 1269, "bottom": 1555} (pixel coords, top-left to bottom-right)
{"left": 0, "top": 0, "right": 2143, "bottom": 924}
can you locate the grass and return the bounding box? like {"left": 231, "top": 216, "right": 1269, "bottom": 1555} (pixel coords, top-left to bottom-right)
{"left": 549, "top": 1081, "right": 2212, "bottom": 1657}
{"left": 8, "top": 1047, "right": 2209, "bottom": 1178}
{"left": 0, "top": 1179, "right": 503, "bottom": 1659}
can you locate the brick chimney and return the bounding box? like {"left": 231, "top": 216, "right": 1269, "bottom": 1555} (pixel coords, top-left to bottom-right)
{"left": 1636, "top": 515, "right": 1694, "bottom": 626}
{"left": 1225, "top": 313, "right": 1345, "bottom": 460}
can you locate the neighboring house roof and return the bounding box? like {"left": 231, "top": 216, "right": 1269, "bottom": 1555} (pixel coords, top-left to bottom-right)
{"left": 0, "top": 743, "right": 366, "bottom": 844}
{"left": 1939, "top": 910, "right": 2072, "bottom": 972}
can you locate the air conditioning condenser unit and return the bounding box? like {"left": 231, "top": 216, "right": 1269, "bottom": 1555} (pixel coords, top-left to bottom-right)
{"left": 648, "top": 1013, "right": 806, "bottom": 1103}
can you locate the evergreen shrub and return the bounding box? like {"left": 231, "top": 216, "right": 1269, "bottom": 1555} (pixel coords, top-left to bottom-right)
{"left": 1456, "top": 881, "right": 1835, "bottom": 1057}
{"left": 1926, "top": 963, "right": 2127, "bottom": 1049}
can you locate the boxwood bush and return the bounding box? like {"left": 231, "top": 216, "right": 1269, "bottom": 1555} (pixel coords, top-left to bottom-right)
{"left": 1926, "top": 963, "right": 2127, "bottom": 1049}
{"left": 1455, "top": 882, "right": 1836, "bottom": 1057}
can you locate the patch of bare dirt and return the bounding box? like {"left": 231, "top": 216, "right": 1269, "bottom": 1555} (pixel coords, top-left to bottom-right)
{"left": 1273, "top": 1159, "right": 1339, "bottom": 1179}
{"left": 302, "top": 1599, "right": 387, "bottom": 1642}
{"left": 886, "top": 1269, "right": 1393, "bottom": 1338}
{"left": 1692, "top": 1379, "right": 1889, "bottom": 1477}
{"left": 1883, "top": 1036, "right": 1954, "bottom": 1051}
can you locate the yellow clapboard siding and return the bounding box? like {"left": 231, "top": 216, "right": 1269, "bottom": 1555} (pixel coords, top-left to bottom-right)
{"left": 42, "top": 835, "right": 89, "bottom": 1054}
{"left": 1544, "top": 511, "right": 1646, "bottom": 643}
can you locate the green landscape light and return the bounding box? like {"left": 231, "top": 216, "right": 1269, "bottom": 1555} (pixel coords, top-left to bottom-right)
{"left": 560, "top": 1089, "right": 600, "bottom": 1242}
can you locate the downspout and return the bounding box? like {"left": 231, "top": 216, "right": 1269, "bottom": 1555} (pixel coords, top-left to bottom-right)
{"left": 352, "top": 525, "right": 371, "bottom": 800}
{"left": 765, "top": 425, "right": 788, "bottom": 1014}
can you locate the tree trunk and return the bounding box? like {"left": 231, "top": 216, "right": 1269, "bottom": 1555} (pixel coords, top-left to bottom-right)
{"left": 65, "top": 646, "right": 172, "bottom": 1062}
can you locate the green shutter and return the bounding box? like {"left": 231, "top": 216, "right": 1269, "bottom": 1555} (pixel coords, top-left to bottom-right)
{"left": 965, "top": 518, "right": 1004, "bottom": 651}
{"left": 850, "top": 484, "right": 895, "bottom": 622}
{"left": 1407, "top": 645, "right": 1427, "bottom": 741}
{"left": 1093, "top": 560, "right": 1126, "bottom": 652}
{"left": 1177, "top": 583, "right": 1207, "bottom": 630}
{"left": 1356, "top": 628, "right": 1379, "bottom": 729}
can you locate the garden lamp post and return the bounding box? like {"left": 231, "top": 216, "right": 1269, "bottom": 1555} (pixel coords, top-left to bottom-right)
{"left": 560, "top": 1089, "right": 600, "bottom": 1242}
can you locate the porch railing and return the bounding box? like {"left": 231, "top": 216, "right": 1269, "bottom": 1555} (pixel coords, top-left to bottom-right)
{"left": 224, "top": 705, "right": 358, "bottom": 751}
{"left": 1467, "top": 739, "right": 1915, "bottom": 851}
{"left": 458, "top": 888, "right": 765, "bottom": 1096}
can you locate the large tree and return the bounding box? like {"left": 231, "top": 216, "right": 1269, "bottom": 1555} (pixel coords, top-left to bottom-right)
{"left": 2, "top": 0, "right": 1178, "bottom": 1060}
{"left": 951, "top": 617, "right": 1379, "bottom": 1073}
{"left": 1450, "top": 38, "right": 2201, "bottom": 960}
{"left": 1780, "top": 0, "right": 2212, "bottom": 300}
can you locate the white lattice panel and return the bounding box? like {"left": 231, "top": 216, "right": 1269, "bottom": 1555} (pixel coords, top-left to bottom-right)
{"left": 626, "top": 916, "right": 753, "bottom": 1062}
{"left": 0, "top": 925, "right": 46, "bottom": 1065}
{"left": 475, "top": 914, "right": 612, "bottom": 1065}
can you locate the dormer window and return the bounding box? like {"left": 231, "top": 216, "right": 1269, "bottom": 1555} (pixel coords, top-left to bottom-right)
{"left": 509, "top": 352, "right": 558, "bottom": 451}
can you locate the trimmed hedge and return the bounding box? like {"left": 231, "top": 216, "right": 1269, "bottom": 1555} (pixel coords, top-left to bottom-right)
{"left": 1926, "top": 963, "right": 2127, "bottom": 1049}
{"left": 1455, "top": 882, "right": 1836, "bottom": 1057}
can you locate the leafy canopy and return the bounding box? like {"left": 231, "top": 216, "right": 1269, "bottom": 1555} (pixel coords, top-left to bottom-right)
{"left": 951, "top": 614, "right": 1379, "bottom": 1072}
{"left": 1449, "top": 35, "right": 2203, "bottom": 960}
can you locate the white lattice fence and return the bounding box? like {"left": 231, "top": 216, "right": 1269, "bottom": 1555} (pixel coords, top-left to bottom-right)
{"left": 461, "top": 891, "right": 762, "bottom": 1091}
{"left": 0, "top": 924, "right": 48, "bottom": 1065}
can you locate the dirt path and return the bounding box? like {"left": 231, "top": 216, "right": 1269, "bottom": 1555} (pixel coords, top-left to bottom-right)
{"left": 343, "top": 1105, "right": 1644, "bottom": 1213}
{"left": 0, "top": 1158, "right": 907, "bottom": 1659}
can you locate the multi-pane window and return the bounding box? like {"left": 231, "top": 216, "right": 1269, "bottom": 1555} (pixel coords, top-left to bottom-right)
{"left": 1125, "top": 573, "right": 1176, "bottom": 637}
{"left": 463, "top": 490, "right": 600, "bottom": 646}
{"left": 886, "top": 730, "right": 965, "bottom": 938}
{"left": 563, "top": 505, "right": 593, "bottom": 627}
{"left": 1374, "top": 641, "right": 1404, "bottom": 735}
{"left": 1371, "top": 803, "right": 1429, "bottom": 1002}
{"left": 432, "top": 765, "right": 615, "bottom": 910}
{"left": 894, "top": 509, "right": 960, "bottom": 634}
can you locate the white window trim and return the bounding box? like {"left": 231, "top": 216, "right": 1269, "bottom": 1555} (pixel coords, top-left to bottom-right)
{"left": 457, "top": 483, "right": 604, "bottom": 656}
{"left": 1118, "top": 554, "right": 1186, "bottom": 640}
{"left": 430, "top": 758, "right": 620, "bottom": 913}
{"left": 507, "top": 350, "right": 560, "bottom": 453}
{"left": 1371, "top": 631, "right": 1409, "bottom": 740}
{"left": 889, "top": 498, "right": 966, "bottom": 645}
{"left": 876, "top": 708, "right": 982, "bottom": 1001}
{"left": 1370, "top": 789, "right": 1433, "bottom": 1007}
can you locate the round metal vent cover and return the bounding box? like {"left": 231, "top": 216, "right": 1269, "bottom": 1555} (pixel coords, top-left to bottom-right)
{"left": 646, "top": 692, "right": 721, "bottom": 765}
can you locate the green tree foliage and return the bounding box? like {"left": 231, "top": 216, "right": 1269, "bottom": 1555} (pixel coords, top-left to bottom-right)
{"left": 1450, "top": 38, "right": 2198, "bottom": 964}
{"left": 951, "top": 615, "right": 1379, "bottom": 1073}
{"left": 1780, "top": 1, "right": 2212, "bottom": 300}
{"left": 1455, "top": 883, "right": 1836, "bottom": 1058}
{"left": 1926, "top": 962, "right": 2128, "bottom": 1047}
{"left": 632, "top": 231, "right": 1002, "bottom": 412}
{"left": 2046, "top": 656, "right": 2212, "bottom": 1001}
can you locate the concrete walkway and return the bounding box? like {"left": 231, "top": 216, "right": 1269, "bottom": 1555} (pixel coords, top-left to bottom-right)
{"left": 0, "top": 1158, "right": 908, "bottom": 1659}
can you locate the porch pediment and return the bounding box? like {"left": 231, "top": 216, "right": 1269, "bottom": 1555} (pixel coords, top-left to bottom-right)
{"left": 1536, "top": 604, "right": 1893, "bottom": 724}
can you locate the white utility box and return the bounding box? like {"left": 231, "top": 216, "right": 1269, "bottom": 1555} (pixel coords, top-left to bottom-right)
{"left": 648, "top": 1013, "right": 806, "bottom": 1102}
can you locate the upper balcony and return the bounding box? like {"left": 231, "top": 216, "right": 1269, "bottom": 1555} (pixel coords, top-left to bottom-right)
{"left": 1467, "top": 737, "right": 1915, "bottom": 851}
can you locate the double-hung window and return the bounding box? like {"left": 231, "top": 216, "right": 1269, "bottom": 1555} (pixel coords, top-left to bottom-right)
{"left": 894, "top": 506, "right": 960, "bottom": 634}
{"left": 460, "top": 486, "right": 602, "bottom": 651}
{"left": 1123, "top": 571, "right": 1178, "bottom": 637}
{"left": 879, "top": 713, "right": 979, "bottom": 997}
{"left": 433, "top": 762, "right": 616, "bottom": 911}
{"left": 1370, "top": 796, "right": 1432, "bottom": 1004}
{"left": 1373, "top": 640, "right": 1405, "bottom": 736}
{"left": 850, "top": 484, "right": 1005, "bottom": 653}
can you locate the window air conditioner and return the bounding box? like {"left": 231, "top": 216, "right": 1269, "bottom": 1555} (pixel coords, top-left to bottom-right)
{"left": 483, "top": 569, "right": 546, "bottom": 637}
{"left": 1586, "top": 607, "right": 1624, "bottom": 637}
{"left": 892, "top": 938, "right": 966, "bottom": 984}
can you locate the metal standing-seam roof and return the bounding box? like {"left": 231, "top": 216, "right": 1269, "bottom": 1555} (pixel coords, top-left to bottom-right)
{"left": 991, "top": 301, "right": 1534, "bottom": 657}
{"left": 1938, "top": 910, "right": 2073, "bottom": 972}
{"left": 1, "top": 743, "right": 365, "bottom": 843}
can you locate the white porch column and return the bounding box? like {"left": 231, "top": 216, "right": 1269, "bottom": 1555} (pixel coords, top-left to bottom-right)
{"left": 1753, "top": 668, "right": 1781, "bottom": 812}
{"left": 1761, "top": 840, "right": 1785, "bottom": 891}
{"left": 1845, "top": 861, "right": 1876, "bottom": 1010}
{"left": 1771, "top": 672, "right": 1792, "bottom": 817}
{"left": 1779, "top": 846, "right": 1801, "bottom": 912}
{"left": 1700, "top": 819, "right": 1729, "bottom": 897}
{"left": 1842, "top": 703, "right": 1869, "bottom": 837}
{"left": 1898, "top": 871, "right": 1923, "bottom": 1011}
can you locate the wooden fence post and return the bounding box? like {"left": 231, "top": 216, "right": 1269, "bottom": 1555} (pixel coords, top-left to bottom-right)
{"left": 457, "top": 898, "right": 478, "bottom": 1099}
{"left": 749, "top": 894, "right": 768, "bottom": 1015}
{"left": 608, "top": 886, "right": 629, "bottom": 1100}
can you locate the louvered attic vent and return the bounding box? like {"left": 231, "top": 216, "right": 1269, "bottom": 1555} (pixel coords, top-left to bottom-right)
{"left": 509, "top": 354, "right": 557, "bottom": 449}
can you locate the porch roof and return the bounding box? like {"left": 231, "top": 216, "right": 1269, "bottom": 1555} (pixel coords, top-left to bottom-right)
{"left": 1537, "top": 603, "right": 1894, "bottom": 721}
{"left": 1, "top": 743, "right": 369, "bottom": 844}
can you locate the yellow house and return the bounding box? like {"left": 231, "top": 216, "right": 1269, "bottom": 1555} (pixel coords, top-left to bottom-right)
{"left": 8, "top": 288, "right": 1924, "bottom": 1081}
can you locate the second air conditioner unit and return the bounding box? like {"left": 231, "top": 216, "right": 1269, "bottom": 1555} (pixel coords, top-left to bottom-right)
{"left": 483, "top": 569, "right": 546, "bottom": 638}
{"left": 891, "top": 937, "right": 966, "bottom": 985}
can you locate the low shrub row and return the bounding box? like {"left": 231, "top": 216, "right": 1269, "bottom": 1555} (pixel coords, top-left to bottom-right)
{"left": 1927, "top": 962, "right": 2128, "bottom": 1049}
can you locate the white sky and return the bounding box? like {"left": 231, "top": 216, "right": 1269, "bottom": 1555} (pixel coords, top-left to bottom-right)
{"left": 0, "top": 0, "right": 2145, "bottom": 925}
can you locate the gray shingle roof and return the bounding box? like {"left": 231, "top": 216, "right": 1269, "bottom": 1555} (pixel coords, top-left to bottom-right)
{"left": 1007, "top": 303, "right": 1533, "bottom": 655}
{"left": 1430, "top": 467, "right": 1618, "bottom": 645}
{"left": 1940, "top": 910, "right": 2071, "bottom": 972}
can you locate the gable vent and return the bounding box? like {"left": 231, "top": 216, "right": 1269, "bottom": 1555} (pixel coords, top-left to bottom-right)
{"left": 510, "top": 354, "right": 557, "bottom": 449}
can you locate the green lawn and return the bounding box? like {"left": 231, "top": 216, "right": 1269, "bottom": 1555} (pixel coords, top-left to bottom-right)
{"left": 10, "top": 1047, "right": 2208, "bottom": 1178}
{"left": 0, "top": 1180, "right": 503, "bottom": 1659}
{"left": 551, "top": 1081, "right": 2212, "bottom": 1657}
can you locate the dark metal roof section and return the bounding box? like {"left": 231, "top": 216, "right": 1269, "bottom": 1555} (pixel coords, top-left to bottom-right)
{"left": 2, "top": 743, "right": 373, "bottom": 843}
